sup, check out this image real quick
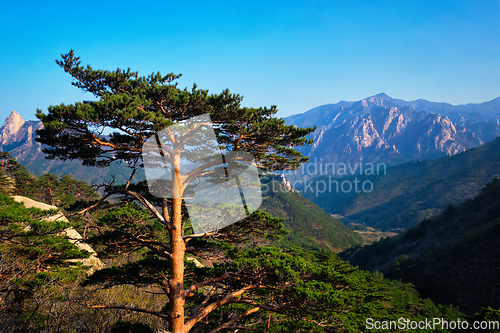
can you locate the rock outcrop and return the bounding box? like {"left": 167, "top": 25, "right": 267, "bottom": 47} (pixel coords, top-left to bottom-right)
{"left": 277, "top": 174, "right": 297, "bottom": 193}
{"left": 11, "top": 195, "right": 104, "bottom": 274}
{"left": 1, "top": 111, "right": 25, "bottom": 145}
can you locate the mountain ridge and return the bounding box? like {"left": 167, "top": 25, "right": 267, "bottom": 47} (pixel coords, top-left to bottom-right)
{"left": 288, "top": 93, "right": 500, "bottom": 122}
{"left": 0, "top": 111, "right": 133, "bottom": 185}
{"left": 3, "top": 92, "right": 500, "bottom": 185}
{"left": 284, "top": 94, "right": 500, "bottom": 179}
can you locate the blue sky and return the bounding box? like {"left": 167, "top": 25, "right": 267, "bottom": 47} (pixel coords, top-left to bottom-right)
{"left": 1, "top": 0, "right": 499, "bottom": 121}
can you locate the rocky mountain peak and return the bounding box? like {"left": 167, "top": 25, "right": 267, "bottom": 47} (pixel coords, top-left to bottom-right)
{"left": 353, "top": 93, "right": 394, "bottom": 112}
{"left": 3, "top": 110, "right": 25, "bottom": 129}
{"left": 366, "top": 93, "right": 392, "bottom": 106}
{"left": 1, "top": 111, "right": 25, "bottom": 145}
{"left": 286, "top": 95, "right": 490, "bottom": 171}
{"left": 369, "top": 92, "right": 391, "bottom": 100}
{"left": 277, "top": 174, "right": 298, "bottom": 193}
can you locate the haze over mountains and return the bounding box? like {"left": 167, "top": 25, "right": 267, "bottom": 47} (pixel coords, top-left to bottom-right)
{"left": 0, "top": 111, "right": 131, "bottom": 184}
{"left": 3, "top": 94, "right": 500, "bottom": 179}
{"left": 285, "top": 93, "right": 500, "bottom": 172}
{"left": 0, "top": 110, "right": 362, "bottom": 252}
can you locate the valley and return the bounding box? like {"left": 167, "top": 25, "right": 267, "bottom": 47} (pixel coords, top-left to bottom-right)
{"left": 1, "top": 92, "right": 499, "bottom": 331}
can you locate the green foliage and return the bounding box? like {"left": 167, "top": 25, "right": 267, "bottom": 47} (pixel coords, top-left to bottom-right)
{"left": 77, "top": 192, "right": 460, "bottom": 332}
{"left": 302, "top": 137, "right": 500, "bottom": 231}
{"left": 32, "top": 172, "right": 98, "bottom": 209}
{"left": 36, "top": 50, "right": 315, "bottom": 173}
{"left": 474, "top": 307, "right": 500, "bottom": 333}
{"left": 260, "top": 175, "right": 363, "bottom": 251}
{"left": 342, "top": 177, "right": 500, "bottom": 315}
{"left": 98, "top": 203, "right": 151, "bottom": 227}
{"left": 0, "top": 194, "right": 52, "bottom": 223}
{"left": 185, "top": 247, "right": 463, "bottom": 332}
{"left": 0, "top": 192, "right": 95, "bottom": 330}
{"left": 0, "top": 153, "right": 16, "bottom": 195}
{"left": 0, "top": 153, "right": 97, "bottom": 210}
{"left": 0, "top": 166, "right": 467, "bottom": 332}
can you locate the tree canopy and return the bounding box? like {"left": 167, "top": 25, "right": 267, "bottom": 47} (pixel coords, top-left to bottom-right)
{"left": 36, "top": 50, "right": 313, "bottom": 172}
{"left": 36, "top": 50, "right": 318, "bottom": 332}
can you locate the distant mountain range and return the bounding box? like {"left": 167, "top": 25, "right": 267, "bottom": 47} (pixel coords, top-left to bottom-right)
{"left": 285, "top": 93, "right": 500, "bottom": 174}
{"left": 4, "top": 94, "right": 499, "bottom": 182}
{"left": 0, "top": 111, "right": 133, "bottom": 184}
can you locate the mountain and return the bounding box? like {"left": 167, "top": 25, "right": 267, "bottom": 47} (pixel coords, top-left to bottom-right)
{"left": 390, "top": 95, "right": 500, "bottom": 119}
{"left": 340, "top": 177, "right": 500, "bottom": 315}
{"left": 1, "top": 110, "right": 26, "bottom": 145}
{"left": 300, "top": 136, "right": 500, "bottom": 231}
{"left": 0, "top": 111, "right": 136, "bottom": 184}
{"left": 285, "top": 94, "right": 500, "bottom": 179}
{"left": 288, "top": 93, "right": 500, "bottom": 134}
{"left": 390, "top": 95, "right": 500, "bottom": 143}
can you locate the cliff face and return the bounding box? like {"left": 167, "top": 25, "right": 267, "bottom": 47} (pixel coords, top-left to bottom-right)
{"left": 287, "top": 94, "right": 492, "bottom": 170}
{"left": 1, "top": 111, "right": 26, "bottom": 145}
{"left": 0, "top": 111, "right": 47, "bottom": 173}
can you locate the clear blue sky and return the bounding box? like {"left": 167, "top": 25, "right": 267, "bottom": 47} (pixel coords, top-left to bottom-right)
{"left": 1, "top": 0, "right": 499, "bottom": 122}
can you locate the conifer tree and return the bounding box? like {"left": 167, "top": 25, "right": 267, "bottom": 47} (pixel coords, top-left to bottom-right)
{"left": 36, "top": 50, "right": 315, "bottom": 332}
{"left": 0, "top": 153, "right": 16, "bottom": 195}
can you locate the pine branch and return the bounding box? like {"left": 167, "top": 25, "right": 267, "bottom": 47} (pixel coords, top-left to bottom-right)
{"left": 86, "top": 302, "right": 170, "bottom": 319}
{"left": 208, "top": 307, "right": 261, "bottom": 333}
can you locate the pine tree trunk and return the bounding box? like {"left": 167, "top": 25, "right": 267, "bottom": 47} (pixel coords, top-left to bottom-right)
{"left": 168, "top": 186, "right": 186, "bottom": 331}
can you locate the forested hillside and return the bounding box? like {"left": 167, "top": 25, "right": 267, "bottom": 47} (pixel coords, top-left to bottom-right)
{"left": 260, "top": 175, "right": 363, "bottom": 251}
{"left": 0, "top": 154, "right": 468, "bottom": 332}
{"left": 301, "top": 136, "right": 500, "bottom": 231}
{"left": 341, "top": 177, "right": 500, "bottom": 315}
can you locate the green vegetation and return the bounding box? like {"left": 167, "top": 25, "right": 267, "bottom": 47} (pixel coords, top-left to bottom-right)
{"left": 341, "top": 177, "right": 500, "bottom": 315}
{"left": 0, "top": 193, "right": 89, "bottom": 330}
{"left": 149, "top": 246, "right": 464, "bottom": 332}
{"left": 2, "top": 50, "right": 496, "bottom": 331}
{"left": 302, "top": 136, "right": 500, "bottom": 231}
{"left": 260, "top": 175, "right": 363, "bottom": 251}
{"left": 347, "top": 224, "right": 399, "bottom": 244}
{"left": 0, "top": 152, "right": 97, "bottom": 210}
{"left": 1, "top": 155, "right": 470, "bottom": 332}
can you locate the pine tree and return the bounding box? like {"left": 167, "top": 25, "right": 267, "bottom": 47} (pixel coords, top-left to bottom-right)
{"left": 0, "top": 152, "right": 37, "bottom": 197}
{"left": 36, "top": 50, "right": 315, "bottom": 332}
{"left": 0, "top": 153, "right": 16, "bottom": 195}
